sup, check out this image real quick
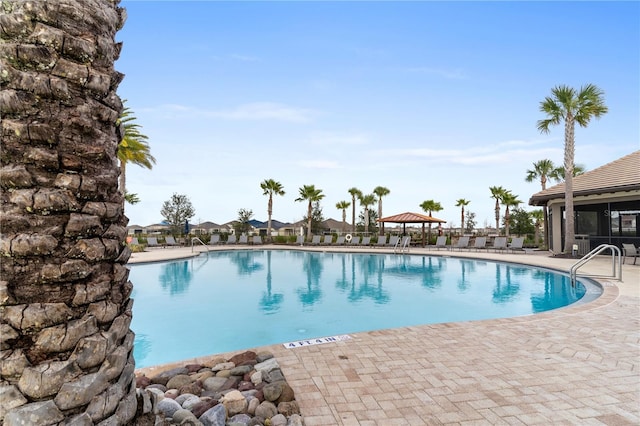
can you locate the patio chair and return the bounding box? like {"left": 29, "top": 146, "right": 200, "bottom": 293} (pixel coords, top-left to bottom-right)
{"left": 432, "top": 236, "right": 447, "bottom": 250}
{"left": 146, "top": 237, "right": 162, "bottom": 248}
{"left": 350, "top": 236, "right": 361, "bottom": 246}
{"left": 374, "top": 235, "right": 387, "bottom": 247}
{"left": 238, "top": 234, "right": 248, "bottom": 244}
{"left": 388, "top": 235, "right": 400, "bottom": 248}
{"left": 471, "top": 237, "right": 487, "bottom": 251}
{"left": 508, "top": 237, "right": 525, "bottom": 253}
{"left": 322, "top": 235, "right": 333, "bottom": 245}
{"left": 209, "top": 234, "right": 220, "bottom": 245}
{"left": 295, "top": 235, "right": 305, "bottom": 245}
{"left": 452, "top": 236, "right": 470, "bottom": 251}
{"left": 226, "top": 234, "right": 237, "bottom": 244}
{"left": 252, "top": 235, "right": 263, "bottom": 245}
{"left": 165, "top": 236, "right": 180, "bottom": 247}
{"left": 361, "top": 236, "right": 371, "bottom": 246}
{"left": 335, "top": 236, "right": 345, "bottom": 245}
{"left": 492, "top": 237, "right": 508, "bottom": 252}
{"left": 622, "top": 243, "right": 639, "bottom": 265}
{"left": 310, "top": 235, "right": 322, "bottom": 245}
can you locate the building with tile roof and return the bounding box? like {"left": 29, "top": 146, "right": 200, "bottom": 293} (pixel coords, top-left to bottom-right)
{"left": 529, "top": 151, "right": 640, "bottom": 253}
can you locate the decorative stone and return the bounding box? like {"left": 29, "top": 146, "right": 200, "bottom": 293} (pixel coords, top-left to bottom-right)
{"left": 172, "top": 408, "right": 199, "bottom": 424}
{"left": 275, "top": 383, "right": 294, "bottom": 404}
{"left": 228, "top": 413, "right": 252, "bottom": 425}
{"left": 247, "top": 397, "right": 260, "bottom": 416}
{"left": 228, "top": 351, "right": 257, "bottom": 366}
{"left": 211, "top": 361, "right": 234, "bottom": 372}
{"left": 262, "top": 382, "right": 285, "bottom": 402}
{"left": 220, "top": 390, "right": 247, "bottom": 416}
{"left": 203, "top": 376, "right": 228, "bottom": 392}
{"left": 264, "top": 368, "right": 285, "bottom": 384}
{"left": 157, "top": 398, "right": 181, "bottom": 418}
{"left": 190, "top": 399, "right": 218, "bottom": 418}
{"left": 253, "top": 357, "right": 278, "bottom": 374}
{"left": 270, "top": 414, "right": 287, "bottom": 426}
{"left": 166, "top": 374, "right": 193, "bottom": 390}
{"left": 250, "top": 370, "right": 263, "bottom": 385}
{"left": 230, "top": 365, "right": 253, "bottom": 376}
{"left": 277, "top": 401, "right": 300, "bottom": 417}
{"left": 181, "top": 395, "right": 202, "bottom": 411}
{"left": 199, "top": 403, "right": 226, "bottom": 426}
{"left": 150, "top": 366, "right": 189, "bottom": 386}
{"left": 254, "top": 401, "right": 277, "bottom": 419}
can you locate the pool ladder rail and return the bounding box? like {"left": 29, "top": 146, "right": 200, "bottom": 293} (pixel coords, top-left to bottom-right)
{"left": 570, "top": 244, "right": 622, "bottom": 286}
{"left": 191, "top": 237, "right": 210, "bottom": 253}
{"left": 394, "top": 236, "right": 411, "bottom": 254}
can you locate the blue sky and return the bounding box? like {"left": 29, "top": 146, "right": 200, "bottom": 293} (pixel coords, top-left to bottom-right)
{"left": 116, "top": 1, "right": 639, "bottom": 229}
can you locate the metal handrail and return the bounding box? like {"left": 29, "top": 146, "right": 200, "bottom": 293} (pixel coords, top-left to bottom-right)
{"left": 191, "top": 237, "right": 210, "bottom": 253}
{"left": 394, "top": 236, "right": 411, "bottom": 254}
{"left": 570, "top": 244, "right": 621, "bottom": 286}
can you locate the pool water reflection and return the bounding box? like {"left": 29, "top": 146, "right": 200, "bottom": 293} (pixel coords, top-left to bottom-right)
{"left": 129, "top": 250, "right": 586, "bottom": 368}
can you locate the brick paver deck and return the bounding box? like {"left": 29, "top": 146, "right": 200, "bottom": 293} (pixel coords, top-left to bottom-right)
{"left": 131, "top": 246, "right": 640, "bottom": 425}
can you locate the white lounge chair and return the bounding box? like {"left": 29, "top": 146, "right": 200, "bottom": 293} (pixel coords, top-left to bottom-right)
{"left": 350, "top": 236, "right": 361, "bottom": 246}
{"left": 165, "top": 236, "right": 180, "bottom": 247}
{"left": 209, "top": 234, "right": 220, "bottom": 245}
{"left": 388, "top": 236, "right": 399, "bottom": 247}
{"left": 375, "top": 235, "right": 387, "bottom": 247}
{"left": 238, "top": 234, "right": 248, "bottom": 244}
{"left": 295, "top": 235, "right": 305, "bottom": 245}
{"left": 622, "top": 243, "right": 639, "bottom": 265}
{"left": 146, "top": 237, "right": 162, "bottom": 248}
{"left": 471, "top": 237, "right": 486, "bottom": 251}
{"left": 432, "top": 236, "right": 447, "bottom": 250}
{"left": 508, "top": 237, "right": 525, "bottom": 253}
{"left": 322, "top": 235, "right": 333, "bottom": 245}
{"left": 335, "top": 236, "right": 345, "bottom": 245}
{"left": 452, "top": 236, "right": 470, "bottom": 251}
{"left": 226, "top": 235, "right": 237, "bottom": 244}
{"left": 492, "top": 237, "right": 508, "bottom": 252}
{"left": 310, "top": 235, "right": 322, "bottom": 245}
{"left": 252, "top": 235, "right": 263, "bottom": 245}
{"left": 361, "top": 236, "right": 371, "bottom": 246}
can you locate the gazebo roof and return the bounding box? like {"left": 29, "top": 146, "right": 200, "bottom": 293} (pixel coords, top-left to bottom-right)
{"left": 378, "top": 212, "right": 446, "bottom": 224}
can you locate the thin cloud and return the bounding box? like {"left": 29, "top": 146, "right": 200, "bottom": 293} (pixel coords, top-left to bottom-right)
{"left": 297, "top": 160, "right": 341, "bottom": 169}
{"left": 307, "top": 131, "right": 370, "bottom": 146}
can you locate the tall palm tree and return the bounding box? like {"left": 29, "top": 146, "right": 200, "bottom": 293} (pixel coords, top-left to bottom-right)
{"left": 550, "top": 164, "right": 586, "bottom": 183}
{"left": 500, "top": 191, "right": 522, "bottom": 237}
{"left": 525, "top": 159, "right": 555, "bottom": 247}
{"left": 336, "top": 200, "right": 351, "bottom": 233}
{"left": 489, "top": 186, "right": 508, "bottom": 234}
{"left": 531, "top": 209, "right": 544, "bottom": 246}
{"left": 455, "top": 199, "right": 470, "bottom": 234}
{"left": 296, "top": 185, "right": 325, "bottom": 239}
{"left": 359, "top": 193, "right": 377, "bottom": 235}
{"left": 373, "top": 186, "right": 390, "bottom": 236}
{"left": 117, "top": 101, "right": 155, "bottom": 204}
{"left": 347, "top": 187, "right": 362, "bottom": 233}
{"left": 260, "top": 179, "right": 285, "bottom": 241}
{"left": 537, "top": 84, "right": 608, "bottom": 253}
{"left": 1, "top": 1, "right": 137, "bottom": 423}
{"left": 420, "top": 200, "right": 443, "bottom": 242}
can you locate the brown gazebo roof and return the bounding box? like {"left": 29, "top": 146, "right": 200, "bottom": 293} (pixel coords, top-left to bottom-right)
{"left": 378, "top": 212, "right": 447, "bottom": 224}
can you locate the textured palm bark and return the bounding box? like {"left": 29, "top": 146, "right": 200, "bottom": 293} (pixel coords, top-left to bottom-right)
{"left": 0, "top": 0, "right": 136, "bottom": 424}
{"left": 563, "top": 115, "right": 576, "bottom": 253}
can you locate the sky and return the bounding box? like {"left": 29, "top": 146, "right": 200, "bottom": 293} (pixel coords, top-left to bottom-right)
{"left": 116, "top": 0, "right": 639, "bottom": 229}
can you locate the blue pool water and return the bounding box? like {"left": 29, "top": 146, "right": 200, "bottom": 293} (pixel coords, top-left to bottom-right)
{"left": 129, "top": 250, "right": 588, "bottom": 368}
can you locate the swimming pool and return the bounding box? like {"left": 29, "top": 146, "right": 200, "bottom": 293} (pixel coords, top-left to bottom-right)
{"left": 129, "top": 250, "right": 590, "bottom": 368}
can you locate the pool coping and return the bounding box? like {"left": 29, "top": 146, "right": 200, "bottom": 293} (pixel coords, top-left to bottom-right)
{"left": 131, "top": 245, "right": 640, "bottom": 425}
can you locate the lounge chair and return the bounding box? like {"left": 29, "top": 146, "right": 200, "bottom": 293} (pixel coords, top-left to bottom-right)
{"left": 492, "top": 237, "right": 508, "bottom": 252}
{"left": 165, "top": 236, "right": 180, "bottom": 247}
{"left": 374, "top": 235, "right": 387, "bottom": 247}
{"left": 335, "top": 236, "right": 345, "bottom": 245}
{"left": 322, "top": 235, "right": 333, "bottom": 245}
{"left": 226, "top": 235, "right": 237, "bottom": 244}
{"left": 146, "top": 237, "right": 162, "bottom": 248}
{"left": 350, "top": 236, "right": 361, "bottom": 246}
{"left": 508, "top": 237, "right": 525, "bottom": 253}
{"left": 622, "top": 243, "right": 639, "bottom": 265}
{"left": 209, "top": 234, "right": 220, "bottom": 245}
{"left": 361, "top": 236, "right": 371, "bottom": 246}
{"left": 452, "top": 236, "right": 470, "bottom": 251}
{"left": 310, "top": 235, "right": 322, "bottom": 245}
{"left": 238, "top": 234, "right": 248, "bottom": 244}
{"left": 432, "top": 236, "right": 447, "bottom": 250}
{"left": 388, "top": 235, "right": 400, "bottom": 248}
{"left": 252, "top": 235, "right": 263, "bottom": 245}
{"left": 397, "top": 235, "right": 411, "bottom": 250}
{"left": 471, "top": 237, "right": 487, "bottom": 251}
{"left": 295, "top": 235, "right": 305, "bottom": 245}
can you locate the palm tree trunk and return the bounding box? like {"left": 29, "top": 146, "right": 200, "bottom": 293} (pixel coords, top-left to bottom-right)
{"left": 378, "top": 200, "right": 383, "bottom": 236}
{"left": 119, "top": 162, "right": 127, "bottom": 195}
{"left": 351, "top": 196, "right": 356, "bottom": 233}
{"left": 563, "top": 116, "right": 576, "bottom": 253}
{"left": 1, "top": 1, "right": 137, "bottom": 423}
{"left": 461, "top": 207, "right": 465, "bottom": 235}
{"left": 495, "top": 201, "right": 500, "bottom": 234}
{"left": 267, "top": 195, "right": 273, "bottom": 242}
{"left": 307, "top": 201, "right": 313, "bottom": 239}
{"left": 364, "top": 207, "right": 369, "bottom": 234}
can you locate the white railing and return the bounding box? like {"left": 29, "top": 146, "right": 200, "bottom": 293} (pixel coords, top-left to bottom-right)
{"left": 191, "top": 237, "right": 210, "bottom": 253}
{"left": 570, "top": 244, "right": 621, "bottom": 286}
{"left": 394, "top": 236, "right": 411, "bottom": 254}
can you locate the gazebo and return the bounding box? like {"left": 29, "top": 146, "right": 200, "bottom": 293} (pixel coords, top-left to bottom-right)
{"left": 378, "top": 212, "right": 447, "bottom": 247}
